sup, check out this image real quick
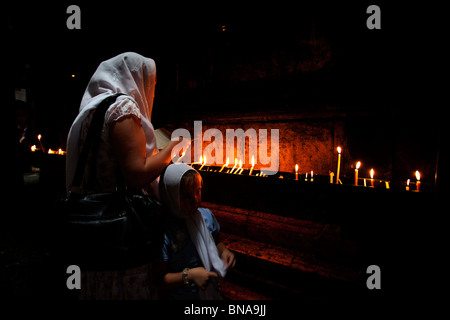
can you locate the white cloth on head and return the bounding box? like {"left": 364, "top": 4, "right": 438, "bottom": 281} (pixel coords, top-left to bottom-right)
{"left": 159, "top": 163, "right": 227, "bottom": 299}
{"left": 66, "top": 52, "right": 158, "bottom": 196}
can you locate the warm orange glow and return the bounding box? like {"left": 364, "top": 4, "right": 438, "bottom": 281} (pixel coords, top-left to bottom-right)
{"left": 354, "top": 162, "right": 361, "bottom": 186}
{"left": 295, "top": 164, "right": 298, "bottom": 173}
{"left": 415, "top": 170, "right": 420, "bottom": 181}
{"left": 199, "top": 156, "right": 207, "bottom": 170}
{"left": 336, "top": 147, "right": 341, "bottom": 184}
{"left": 37, "top": 134, "right": 42, "bottom": 141}
{"left": 237, "top": 159, "right": 243, "bottom": 174}
{"left": 219, "top": 157, "right": 230, "bottom": 172}
{"left": 230, "top": 158, "right": 238, "bottom": 174}
{"left": 48, "top": 149, "right": 55, "bottom": 154}
{"left": 173, "top": 150, "right": 186, "bottom": 163}
{"left": 31, "top": 145, "right": 37, "bottom": 152}
{"left": 407, "top": 179, "right": 410, "bottom": 186}
{"left": 370, "top": 168, "right": 374, "bottom": 179}
{"left": 249, "top": 156, "right": 255, "bottom": 176}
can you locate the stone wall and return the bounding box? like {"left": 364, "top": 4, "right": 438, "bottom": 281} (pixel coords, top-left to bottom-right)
{"left": 172, "top": 108, "right": 348, "bottom": 176}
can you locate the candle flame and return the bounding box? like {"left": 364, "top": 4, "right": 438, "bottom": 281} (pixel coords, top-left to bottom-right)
{"left": 226, "top": 157, "right": 230, "bottom": 166}
{"left": 311, "top": 170, "right": 313, "bottom": 178}
{"left": 295, "top": 164, "right": 298, "bottom": 173}
{"left": 251, "top": 155, "right": 255, "bottom": 167}
{"left": 370, "top": 168, "right": 374, "bottom": 179}
{"left": 337, "top": 146, "right": 341, "bottom": 154}
{"left": 407, "top": 178, "right": 410, "bottom": 186}
{"left": 415, "top": 170, "right": 420, "bottom": 181}
{"left": 37, "top": 134, "right": 42, "bottom": 141}
{"left": 31, "top": 145, "right": 37, "bottom": 152}
{"left": 356, "top": 161, "right": 361, "bottom": 170}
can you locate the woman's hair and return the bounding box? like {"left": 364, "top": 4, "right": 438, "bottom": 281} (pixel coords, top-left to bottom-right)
{"left": 180, "top": 170, "right": 203, "bottom": 197}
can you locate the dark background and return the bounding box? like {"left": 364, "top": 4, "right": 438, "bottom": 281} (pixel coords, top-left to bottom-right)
{"left": 5, "top": 1, "right": 444, "bottom": 189}
{"left": 2, "top": 0, "right": 446, "bottom": 310}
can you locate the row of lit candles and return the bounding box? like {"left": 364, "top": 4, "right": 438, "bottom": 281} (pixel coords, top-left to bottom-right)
{"left": 190, "top": 155, "right": 266, "bottom": 176}
{"left": 326, "top": 146, "right": 421, "bottom": 191}
{"left": 28, "top": 135, "right": 423, "bottom": 191}
{"left": 30, "top": 134, "right": 67, "bottom": 155}
{"left": 187, "top": 146, "right": 423, "bottom": 192}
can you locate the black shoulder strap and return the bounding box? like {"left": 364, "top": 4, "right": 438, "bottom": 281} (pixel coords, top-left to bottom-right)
{"left": 70, "top": 93, "right": 125, "bottom": 191}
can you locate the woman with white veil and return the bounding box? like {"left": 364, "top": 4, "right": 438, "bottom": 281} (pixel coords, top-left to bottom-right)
{"left": 66, "top": 52, "right": 185, "bottom": 299}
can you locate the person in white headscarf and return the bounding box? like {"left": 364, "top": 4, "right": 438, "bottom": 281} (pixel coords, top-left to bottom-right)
{"left": 155, "top": 163, "right": 236, "bottom": 300}
{"left": 65, "top": 52, "right": 186, "bottom": 299}
{"left": 66, "top": 51, "right": 184, "bottom": 197}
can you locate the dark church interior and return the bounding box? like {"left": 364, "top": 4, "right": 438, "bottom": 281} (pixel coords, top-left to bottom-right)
{"left": 2, "top": 1, "right": 446, "bottom": 313}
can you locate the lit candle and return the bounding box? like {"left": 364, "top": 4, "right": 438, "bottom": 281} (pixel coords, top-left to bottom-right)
{"left": 219, "top": 157, "right": 229, "bottom": 172}
{"left": 415, "top": 170, "right": 421, "bottom": 192}
{"left": 354, "top": 161, "right": 361, "bottom": 186}
{"left": 310, "top": 170, "right": 314, "bottom": 182}
{"left": 229, "top": 158, "right": 238, "bottom": 174}
{"left": 305, "top": 172, "right": 308, "bottom": 182}
{"left": 38, "top": 134, "right": 45, "bottom": 153}
{"left": 31, "top": 145, "right": 37, "bottom": 152}
{"left": 236, "top": 159, "right": 243, "bottom": 174}
{"left": 249, "top": 155, "right": 255, "bottom": 175}
{"left": 406, "top": 179, "right": 410, "bottom": 191}
{"left": 370, "top": 169, "right": 374, "bottom": 187}
{"left": 295, "top": 164, "right": 299, "bottom": 180}
{"left": 199, "top": 156, "right": 207, "bottom": 171}
{"left": 336, "top": 147, "right": 341, "bottom": 184}
{"left": 174, "top": 150, "right": 186, "bottom": 164}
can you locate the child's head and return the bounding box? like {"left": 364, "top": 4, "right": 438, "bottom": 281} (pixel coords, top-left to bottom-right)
{"left": 179, "top": 170, "right": 203, "bottom": 216}
{"left": 160, "top": 164, "right": 203, "bottom": 219}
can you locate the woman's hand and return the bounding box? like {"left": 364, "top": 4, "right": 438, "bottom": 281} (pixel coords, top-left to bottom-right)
{"left": 187, "top": 267, "right": 218, "bottom": 291}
